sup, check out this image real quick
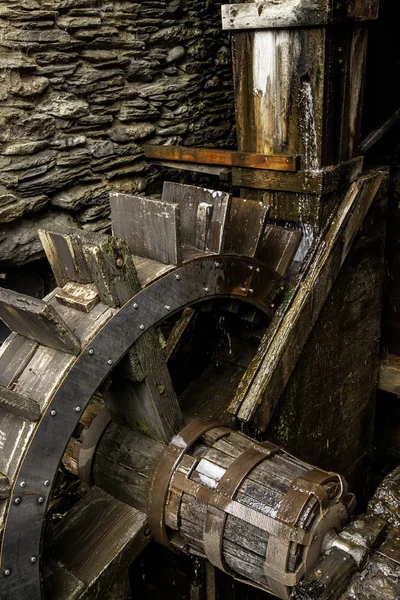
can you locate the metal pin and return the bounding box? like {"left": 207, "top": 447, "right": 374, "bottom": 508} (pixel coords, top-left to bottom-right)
{"left": 37, "top": 497, "right": 45, "bottom": 504}
{"left": 165, "top": 305, "right": 171, "bottom": 311}
{"left": 4, "top": 569, "right": 11, "bottom": 576}
{"left": 44, "top": 480, "right": 50, "bottom": 487}
{"left": 249, "top": 265, "right": 254, "bottom": 271}
{"left": 50, "top": 409, "right": 57, "bottom": 416}
{"left": 175, "top": 274, "right": 181, "bottom": 280}
{"left": 75, "top": 406, "right": 81, "bottom": 413}
{"left": 107, "top": 359, "right": 113, "bottom": 365}
{"left": 20, "top": 481, "right": 26, "bottom": 488}
{"left": 133, "top": 303, "right": 138, "bottom": 309}
{"left": 88, "top": 348, "right": 94, "bottom": 355}
{"left": 139, "top": 324, "right": 145, "bottom": 330}
{"left": 14, "top": 497, "right": 21, "bottom": 505}
{"left": 256, "top": 267, "right": 260, "bottom": 273}
{"left": 30, "top": 557, "right": 37, "bottom": 564}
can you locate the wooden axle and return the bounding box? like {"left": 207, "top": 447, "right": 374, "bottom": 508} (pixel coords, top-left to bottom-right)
{"left": 88, "top": 420, "right": 354, "bottom": 600}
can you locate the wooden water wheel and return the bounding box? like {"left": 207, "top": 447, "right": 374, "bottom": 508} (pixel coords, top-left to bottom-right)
{"left": 0, "top": 182, "right": 355, "bottom": 600}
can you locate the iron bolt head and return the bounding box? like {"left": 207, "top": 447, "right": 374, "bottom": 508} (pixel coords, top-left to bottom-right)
{"left": 249, "top": 265, "right": 254, "bottom": 271}
{"left": 115, "top": 257, "right": 124, "bottom": 268}
{"left": 107, "top": 359, "right": 113, "bottom": 365}
{"left": 214, "top": 262, "right": 220, "bottom": 268}
{"left": 14, "top": 497, "right": 21, "bottom": 505}
{"left": 37, "top": 497, "right": 45, "bottom": 504}
{"left": 175, "top": 274, "right": 181, "bottom": 280}
{"left": 256, "top": 267, "right": 261, "bottom": 273}
{"left": 75, "top": 406, "right": 81, "bottom": 413}
{"left": 44, "top": 480, "right": 50, "bottom": 487}
{"left": 88, "top": 348, "right": 94, "bottom": 355}
{"left": 50, "top": 410, "right": 57, "bottom": 417}
{"left": 249, "top": 289, "right": 254, "bottom": 294}
{"left": 133, "top": 303, "right": 138, "bottom": 309}
{"left": 139, "top": 324, "right": 145, "bottom": 330}
{"left": 30, "top": 557, "right": 37, "bottom": 564}
{"left": 165, "top": 305, "right": 171, "bottom": 311}
{"left": 4, "top": 569, "right": 11, "bottom": 576}
{"left": 204, "top": 287, "right": 209, "bottom": 292}
{"left": 20, "top": 481, "right": 26, "bottom": 488}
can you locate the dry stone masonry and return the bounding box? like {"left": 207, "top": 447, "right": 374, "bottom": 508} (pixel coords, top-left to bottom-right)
{"left": 0, "top": 0, "right": 235, "bottom": 265}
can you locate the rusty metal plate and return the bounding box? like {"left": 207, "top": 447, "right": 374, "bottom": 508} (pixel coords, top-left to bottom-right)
{"left": 0, "top": 255, "right": 282, "bottom": 599}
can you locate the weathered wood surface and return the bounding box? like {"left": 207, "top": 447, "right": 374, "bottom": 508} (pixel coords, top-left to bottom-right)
{"left": 0, "top": 383, "right": 40, "bottom": 422}
{"left": 223, "top": 197, "right": 269, "bottom": 257}
{"left": 0, "top": 288, "right": 81, "bottom": 355}
{"left": 44, "top": 486, "right": 149, "bottom": 600}
{"left": 144, "top": 145, "right": 297, "bottom": 172}
{"left": 55, "top": 282, "right": 100, "bottom": 314}
{"left": 229, "top": 170, "right": 385, "bottom": 428}
{"left": 162, "top": 182, "right": 231, "bottom": 254}
{"left": 150, "top": 159, "right": 231, "bottom": 179}
{"left": 110, "top": 193, "right": 181, "bottom": 266}
{"left": 258, "top": 226, "right": 303, "bottom": 277}
{"left": 379, "top": 355, "right": 400, "bottom": 395}
{"left": 360, "top": 108, "right": 400, "bottom": 154}
{"left": 232, "top": 25, "right": 368, "bottom": 182}
{"left": 232, "top": 157, "right": 364, "bottom": 194}
{"left": 222, "top": 0, "right": 379, "bottom": 31}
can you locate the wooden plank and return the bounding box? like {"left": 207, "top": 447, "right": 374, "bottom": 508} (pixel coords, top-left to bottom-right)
{"left": 162, "top": 182, "right": 231, "bottom": 253}
{"left": 360, "top": 108, "right": 400, "bottom": 154}
{"left": 167, "top": 307, "right": 196, "bottom": 361}
{"left": 150, "top": 159, "right": 231, "bottom": 180}
{"left": 110, "top": 192, "right": 181, "bottom": 266}
{"left": 379, "top": 355, "right": 400, "bottom": 395}
{"left": 0, "top": 288, "right": 81, "bottom": 355}
{"left": 43, "top": 486, "right": 149, "bottom": 600}
{"left": 0, "top": 407, "right": 35, "bottom": 481}
{"left": 0, "top": 383, "right": 40, "bottom": 422}
{"left": 0, "top": 473, "right": 10, "bottom": 500}
{"left": 38, "top": 228, "right": 91, "bottom": 288}
{"left": 0, "top": 334, "right": 38, "bottom": 387}
{"left": 229, "top": 170, "right": 385, "bottom": 427}
{"left": 223, "top": 197, "right": 269, "bottom": 258}
{"left": 55, "top": 282, "right": 99, "bottom": 314}
{"left": 257, "top": 225, "right": 303, "bottom": 277}
{"left": 144, "top": 145, "right": 297, "bottom": 172}
{"left": 231, "top": 157, "right": 364, "bottom": 194}
{"left": 221, "top": 0, "right": 379, "bottom": 31}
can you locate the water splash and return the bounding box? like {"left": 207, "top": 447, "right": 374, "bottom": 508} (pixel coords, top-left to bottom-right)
{"left": 301, "top": 80, "right": 319, "bottom": 172}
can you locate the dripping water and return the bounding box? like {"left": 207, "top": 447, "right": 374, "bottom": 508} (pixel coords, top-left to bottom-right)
{"left": 300, "top": 78, "right": 319, "bottom": 172}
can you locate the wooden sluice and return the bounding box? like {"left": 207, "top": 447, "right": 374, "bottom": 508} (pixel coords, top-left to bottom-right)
{"left": 0, "top": 1, "right": 398, "bottom": 600}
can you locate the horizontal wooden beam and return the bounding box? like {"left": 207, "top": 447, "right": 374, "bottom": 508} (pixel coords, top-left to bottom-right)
{"left": 143, "top": 144, "right": 297, "bottom": 172}
{"left": 221, "top": 1, "right": 379, "bottom": 31}
{"left": 232, "top": 157, "right": 364, "bottom": 195}
{"left": 379, "top": 355, "right": 400, "bottom": 395}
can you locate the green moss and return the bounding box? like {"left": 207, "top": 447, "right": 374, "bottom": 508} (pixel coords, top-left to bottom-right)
{"left": 159, "top": 333, "right": 167, "bottom": 349}
{"left": 136, "top": 418, "right": 154, "bottom": 438}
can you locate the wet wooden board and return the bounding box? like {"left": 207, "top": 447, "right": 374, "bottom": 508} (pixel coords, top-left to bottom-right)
{"left": 144, "top": 145, "right": 297, "bottom": 172}
{"left": 110, "top": 192, "right": 181, "bottom": 266}
{"left": 55, "top": 282, "right": 99, "bottom": 314}
{"left": 221, "top": 0, "right": 379, "bottom": 31}
{"left": 38, "top": 228, "right": 91, "bottom": 288}
{"left": 43, "top": 486, "right": 149, "bottom": 599}
{"left": 257, "top": 225, "right": 303, "bottom": 277}
{"left": 232, "top": 157, "right": 364, "bottom": 195}
{"left": 379, "top": 355, "right": 400, "bottom": 395}
{"left": 0, "top": 288, "right": 81, "bottom": 355}
{"left": 0, "top": 407, "right": 35, "bottom": 481}
{"left": 149, "top": 159, "right": 231, "bottom": 180}
{"left": 229, "top": 170, "right": 385, "bottom": 427}
{"left": 223, "top": 197, "right": 269, "bottom": 258}
{"left": 162, "top": 182, "right": 231, "bottom": 253}
{"left": 132, "top": 256, "right": 176, "bottom": 288}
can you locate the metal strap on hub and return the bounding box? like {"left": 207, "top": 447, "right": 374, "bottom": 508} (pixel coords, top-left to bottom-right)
{"left": 203, "top": 442, "right": 279, "bottom": 575}
{"left": 147, "top": 419, "right": 223, "bottom": 549}
{"left": 264, "top": 468, "right": 348, "bottom": 595}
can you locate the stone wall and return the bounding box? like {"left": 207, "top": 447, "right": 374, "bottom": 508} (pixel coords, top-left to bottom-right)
{"left": 0, "top": 0, "right": 235, "bottom": 266}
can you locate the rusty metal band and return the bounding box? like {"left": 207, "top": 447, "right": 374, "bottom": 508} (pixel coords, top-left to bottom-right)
{"left": 264, "top": 468, "right": 346, "bottom": 594}
{"left": 147, "top": 419, "right": 222, "bottom": 549}
{"left": 203, "top": 443, "right": 280, "bottom": 575}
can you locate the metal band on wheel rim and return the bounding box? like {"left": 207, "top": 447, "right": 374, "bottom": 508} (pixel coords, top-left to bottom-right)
{"left": 0, "top": 254, "right": 282, "bottom": 600}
